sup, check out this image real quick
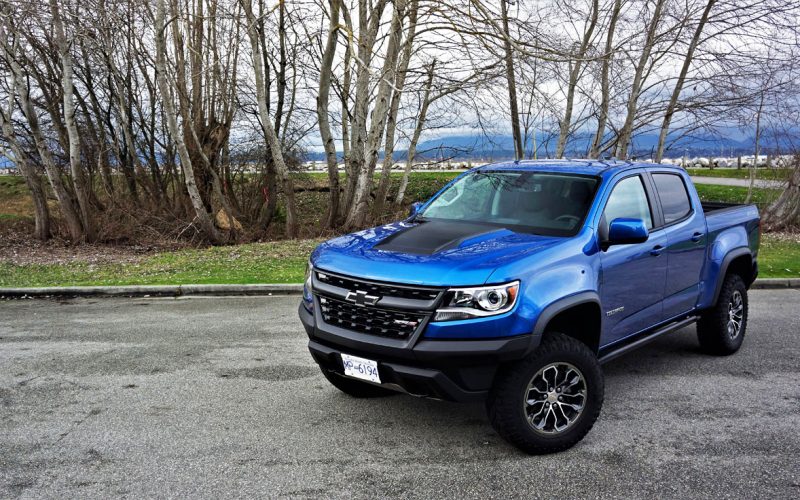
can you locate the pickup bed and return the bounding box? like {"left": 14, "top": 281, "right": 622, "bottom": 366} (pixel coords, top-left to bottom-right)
{"left": 298, "top": 160, "right": 760, "bottom": 454}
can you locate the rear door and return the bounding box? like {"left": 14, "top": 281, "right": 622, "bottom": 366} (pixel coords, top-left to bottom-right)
{"left": 648, "top": 171, "right": 707, "bottom": 319}
{"left": 598, "top": 173, "right": 668, "bottom": 346}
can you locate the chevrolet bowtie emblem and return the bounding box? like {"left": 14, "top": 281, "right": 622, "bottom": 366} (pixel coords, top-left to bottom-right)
{"left": 345, "top": 290, "right": 380, "bottom": 306}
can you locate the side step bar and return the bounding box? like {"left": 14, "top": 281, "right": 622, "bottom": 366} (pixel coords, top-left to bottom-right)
{"left": 598, "top": 316, "right": 699, "bottom": 364}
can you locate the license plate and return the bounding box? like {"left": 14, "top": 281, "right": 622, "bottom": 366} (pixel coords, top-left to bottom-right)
{"left": 341, "top": 353, "right": 381, "bottom": 384}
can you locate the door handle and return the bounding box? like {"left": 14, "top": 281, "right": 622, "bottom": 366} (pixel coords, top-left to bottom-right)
{"left": 691, "top": 232, "right": 703, "bottom": 242}
{"left": 650, "top": 245, "right": 664, "bottom": 256}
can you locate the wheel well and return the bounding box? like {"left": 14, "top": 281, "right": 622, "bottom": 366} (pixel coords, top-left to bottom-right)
{"left": 543, "top": 302, "right": 602, "bottom": 354}
{"left": 726, "top": 254, "right": 755, "bottom": 286}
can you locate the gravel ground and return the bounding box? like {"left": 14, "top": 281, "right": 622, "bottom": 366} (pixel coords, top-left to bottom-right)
{"left": 1, "top": 292, "right": 798, "bottom": 499}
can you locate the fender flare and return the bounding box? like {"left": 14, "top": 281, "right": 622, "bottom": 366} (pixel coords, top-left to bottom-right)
{"left": 529, "top": 291, "right": 602, "bottom": 352}
{"left": 711, "top": 247, "right": 753, "bottom": 306}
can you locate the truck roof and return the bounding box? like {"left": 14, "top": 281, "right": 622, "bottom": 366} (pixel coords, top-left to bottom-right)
{"left": 475, "top": 159, "right": 681, "bottom": 176}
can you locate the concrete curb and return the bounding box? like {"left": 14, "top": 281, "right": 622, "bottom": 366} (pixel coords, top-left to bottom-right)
{"left": 0, "top": 278, "right": 796, "bottom": 299}
{"left": 0, "top": 283, "right": 304, "bottom": 298}
{"left": 750, "top": 278, "right": 800, "bottom": 289}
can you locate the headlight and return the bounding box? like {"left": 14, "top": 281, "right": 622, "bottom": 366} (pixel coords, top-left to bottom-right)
{"left": 434, "top": 281, "right": 519, "bottom": 321}
{"left": 303, "top": 261, "right": 313, "bottom": 304}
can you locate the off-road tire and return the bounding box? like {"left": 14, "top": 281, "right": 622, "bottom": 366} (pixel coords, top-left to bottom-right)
{"left": 486, "top": 332, "right": 604, "bottom": 454}
{"left": 697, "top": 273, "right": 748, "bottom": 355}
{"left": 320, "top": 368, "right": 398, "bottom": 398}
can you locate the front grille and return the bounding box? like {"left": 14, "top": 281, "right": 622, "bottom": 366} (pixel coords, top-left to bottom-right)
{"left": 315, "top": 271, "right": 440, "bottom": 301}
{"left": 318, "top": 296, "right": 426, "bottom": 339}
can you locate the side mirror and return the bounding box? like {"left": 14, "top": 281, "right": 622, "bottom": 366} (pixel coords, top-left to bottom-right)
{"left": 409, "top": 201, "right": 423, "bottom": 218}
{"left": 607, "top": 218, "right": 649, "bottom": 245}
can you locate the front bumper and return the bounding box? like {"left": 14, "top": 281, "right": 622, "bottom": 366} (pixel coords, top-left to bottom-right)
{"left": 299, "top": 302, "right": 536, "bottom": 402}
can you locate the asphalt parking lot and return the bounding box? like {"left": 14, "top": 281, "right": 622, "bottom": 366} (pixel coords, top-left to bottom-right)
{"left": 1, "top": 290, "right": 799, "bottom": 498}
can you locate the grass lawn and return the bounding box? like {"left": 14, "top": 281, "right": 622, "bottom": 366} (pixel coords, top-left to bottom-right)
{"left": 757, "top": 236, "right": 800, "bottom": 278}
{"left": 1, "top": 233, "right": 797, "bottom": 287}
{"left": 0, "top": 176, "right": 33, "bottom": 221}
{"left": 0, "top": 239, "right": 323, "bottom": 287}
{"left": 693, "top": 184, "right": 779, "bottom": 209}
{"left": 686, "top": 167, "right": 792, "bottom": 181}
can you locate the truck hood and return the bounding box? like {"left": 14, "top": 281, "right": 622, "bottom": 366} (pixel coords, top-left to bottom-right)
{"left": 311, "top": 220, "right": 563, "bottom": 286}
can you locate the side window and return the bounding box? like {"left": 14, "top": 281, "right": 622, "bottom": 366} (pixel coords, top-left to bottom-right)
{"left": 603, "top": 176, "right": 653, "bottom": 229}
{"left": 652, "top": 173, "right": 692, "bottom": 224}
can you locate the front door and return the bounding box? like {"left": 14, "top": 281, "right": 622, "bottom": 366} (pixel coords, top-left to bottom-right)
{"left": 599, "top": 174, "right": 668, "bottom": 346}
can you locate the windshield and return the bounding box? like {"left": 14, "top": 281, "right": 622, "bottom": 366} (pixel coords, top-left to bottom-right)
{"left": 419, "top": 171, "right": 599, "bottom": 236}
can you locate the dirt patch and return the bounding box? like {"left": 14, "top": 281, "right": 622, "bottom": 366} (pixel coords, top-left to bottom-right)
{"left": 767, "top": 231, "right": 800, "bottom": 244}
{"left": 0, "top": 223, "right": 185, "bottom": 266}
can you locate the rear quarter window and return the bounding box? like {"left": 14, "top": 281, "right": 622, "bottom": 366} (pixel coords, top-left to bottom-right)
{"left": 653, "top": 173, "right": 692, "bottom": 224}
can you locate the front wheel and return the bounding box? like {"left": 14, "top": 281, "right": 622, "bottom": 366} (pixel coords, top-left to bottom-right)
{"left": 697, "top": 274, "right": 748, "bottom": 355}
{"left": 486, "top": 332, "right": 604, "bottom": 454}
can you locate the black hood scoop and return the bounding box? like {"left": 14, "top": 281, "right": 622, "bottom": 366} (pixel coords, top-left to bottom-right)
{"left": 373, "top": 220, "right": 499, "bottom": 255}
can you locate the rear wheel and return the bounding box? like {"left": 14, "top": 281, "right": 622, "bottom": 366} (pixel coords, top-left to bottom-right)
{"left": 697, "top": 274, "right": 748, "bottom": 355}
{"left": 320, "top": 368, "right": 398, "bottom": 398}
{"left": 486, "top": 332, "right": 604, "bottom": 454}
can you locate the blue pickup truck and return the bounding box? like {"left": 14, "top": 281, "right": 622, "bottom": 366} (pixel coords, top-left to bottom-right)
{"left": 298, "top": 160, "right": 760, "bottom": 453}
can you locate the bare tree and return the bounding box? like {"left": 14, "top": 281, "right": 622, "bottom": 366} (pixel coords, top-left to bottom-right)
{"left": 500, "top": 0, "right": 523, "bottom": 160}
{"left": 50, "top": 0, "right": 95, "bottom": 241}
{"left": 396, "top": 60, "right": 438, "bottom": 205}
{"left": 154, "top": 0, "right": 225, "bottom": 243}
{"left": 316, "top": 0, "right": 342, "bottom": 229}
{"left": 555, "top": 0, "right": 599, "bottom": 158}
{"left": 242, "top": 0, "right": 298, "bottom": 238}
{"left": 588, "top": 0, "right": 622, "bottom": 158}
{"left": 0, "top": 79, "right": 50, "bottom": 240}
{"left": 0, "top": 9, "right": 86, "bottom": 241}
{"left": 343, "top": 0, "right": 406, "bottom": 229}
{"left": 373, "top": 0, "right": 420, "bottom": 218}
{"left": 615, "top": 0, "right": 668, "bottom": 159}
{"left": 654, "top": 0, "right": 716, "bottom": 162}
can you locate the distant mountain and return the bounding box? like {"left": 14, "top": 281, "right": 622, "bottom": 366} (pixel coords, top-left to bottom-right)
{"left": 302, "top": 129, "right": 794, "bottom": 162}
{"left": 3, "top": 129, "right": 788, "bottom": 169}
{"left": 413, "top": 132, "right": 771, "bottom": 160}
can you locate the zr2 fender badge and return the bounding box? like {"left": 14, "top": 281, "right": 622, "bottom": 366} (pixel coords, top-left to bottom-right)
{"left": 606, "top": 306, "right": 625, "bottom": 317}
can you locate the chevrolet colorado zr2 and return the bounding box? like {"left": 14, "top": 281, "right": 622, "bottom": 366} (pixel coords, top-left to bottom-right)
{"left": 298, "top": 160, "right": 760, "bottom": 454}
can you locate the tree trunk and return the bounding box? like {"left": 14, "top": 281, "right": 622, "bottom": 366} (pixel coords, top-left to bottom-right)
{"left": 616, "top": 0, "right": 667, "bottom": 159}
{"left": 345, "top": 0, "right": 406, "bottom": 230}
{"left": 655, "top": 0, "right": 716, "bottom": 162}
{"left": 1, "top": 25, "right": 84, "bottom": 241}
{"left": 0, "top": 107, "right": 51, "bottom": 240}
{"left": 745, "top": 96, "right": 764, "bottom": 205}
{"left": 317, "top": 0, "right": 341, "bottom": 228}
{"left": 556, "top": 0, "right": 599, "bottom": 158}
{"left": 763, "top": 156, "right": 800, "bottom": 231}
{"left": 274, "top": 0, "right": 287, "bottom": 137}
{"left": 396, "top": 62, "right": 436, "bottom": 206}
{"left": 242, "top": 0, "right": 298, "bottom": 238}
{"left": 50, "top": 0, "right": 95, "bottom": 241}
{"left": 373, "top": 0, "right": 419, "bottom": 219}
{"left": 501, "top": 0, "right": 523, "bottom": 160}
{"left": 590, "top": 0, "right": 622, "bottom": 158}
{"left": 337, "top": 33, "right": 352, "bottom": 222}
